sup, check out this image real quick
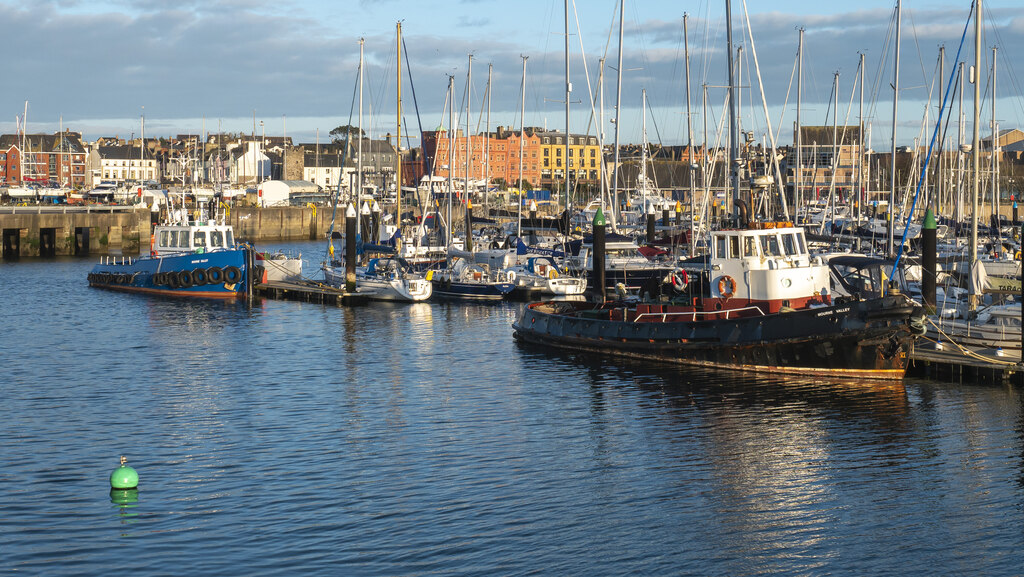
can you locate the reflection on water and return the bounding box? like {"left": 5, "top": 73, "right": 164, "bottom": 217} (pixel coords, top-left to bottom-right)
{"left": 2, "top": 247, "right": 1024, "bottom": 575}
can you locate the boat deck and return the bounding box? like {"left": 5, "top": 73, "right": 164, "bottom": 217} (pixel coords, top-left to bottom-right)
{"left": 254, "top": 280, "right": 371, "bottom": 306}
{"left": 908, "top": 343, "right": 1023, "bottom": 385}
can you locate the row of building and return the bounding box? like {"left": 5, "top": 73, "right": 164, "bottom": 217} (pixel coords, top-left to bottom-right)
{"left": 2, "top": 125, "right": 1021, "bottom": 204}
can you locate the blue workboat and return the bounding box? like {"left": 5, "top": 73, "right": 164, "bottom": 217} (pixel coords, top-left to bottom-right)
{"left": 88, "top": 219, "right": 259, "bottom": 298}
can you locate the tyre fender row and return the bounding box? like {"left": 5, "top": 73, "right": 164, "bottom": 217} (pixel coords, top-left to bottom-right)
{"left": 88, "top": 272, "right": 138, "bottom": 285}
{"left": 151, "top": 265, "right": 256, "bottom": 289}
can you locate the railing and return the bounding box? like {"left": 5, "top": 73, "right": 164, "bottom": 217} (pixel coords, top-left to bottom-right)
{"left": 633, "top": 305, "right": 766, "bottom": 323}
{"left": 99, "top": 256, "right": 135, "bottom": 265}
{"left": 0, "top": 204, "right": 141, "bottom": 215}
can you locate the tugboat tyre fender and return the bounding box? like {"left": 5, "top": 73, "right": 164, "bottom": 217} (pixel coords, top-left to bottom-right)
{"left": 223, "top": 266, "right": 242, "bottom": 284}
{"left": 206, "top": 267, "right": 224, "bottom": 284}
{"left": 177, "top": 270, "right": 195, "bottom": 288}
{"left": 192, "top": 268, "right": 209, "bottom": 286}
{"left": 718, "top": 275, "right": 736, "bottom": 299}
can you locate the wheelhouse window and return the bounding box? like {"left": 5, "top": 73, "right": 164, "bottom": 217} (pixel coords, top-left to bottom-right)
{"left": 159, "top": 230, "right": 170, "bottom": 247}
{"left": 760, "top": 234, "right": 781, "bottom": 257}
{"left": 177, "top": 230, "right": 189, "bottom": 248}
{"left": 742, "top": 236, "right": 758, "bottom": 257}
{"left": 193, "top": 231, "right": 207, "bottom": 248}
{"left": 781, "top": 233, "right": 798, "bottom": 256}
{"left": 210, "top": 230, "right": 224, "bottom": 248}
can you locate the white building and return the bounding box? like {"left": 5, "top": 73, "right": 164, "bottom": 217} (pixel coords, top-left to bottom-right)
{"left": 85, "top": 144, "right": 158, "bottom": 188}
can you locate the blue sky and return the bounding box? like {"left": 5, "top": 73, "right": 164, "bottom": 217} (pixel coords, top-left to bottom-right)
{"left": 1, "top": 0, "right": 1021, "bottom": 148}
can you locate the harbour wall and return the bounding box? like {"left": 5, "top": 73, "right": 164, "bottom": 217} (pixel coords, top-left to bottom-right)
{"left": 0, "top": 206, "right": 337, "bottom": 258}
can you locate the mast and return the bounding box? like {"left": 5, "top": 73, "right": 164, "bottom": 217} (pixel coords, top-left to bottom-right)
{"left": 796, "top": 29, "right": 804, "bottom": 219}
{"left": 684, "top": 13, "right": 696, "bottom": 254}
{"left": 888, "top": 0, "right": 902, "bottom": 257}
{"left": 611, "top": 0, "right": 624, "bottom": 231}
{"left": 447, "top": 75, "right": 455, "bottom": 246}
{"left": 486, "top": 62, "right": 492, "bottom": 208}
{"left": 518, "top": 55, "right": 528, "bottom": 238}
{"left": 466, "top": 53, "right": 472, "bottom": 211}
{"left": 396, "top": 21, "right": 403, "bottom": 249}
{"left": 357, "top": 38, "right": 365, "bottom": 205}
{"left": 858, "top": 51, "right": 865, "bottom": 223}
{"left": 969, "top": 0, "right": 981, "bottom": 312}
{"left": 564, "top": 0, "right": 571, "bottom": 212}
{"left": 991, "top": 45, "right": 997, "bottom": 236}
{"left": 726, "top": 0, "right": 740, "bottom": 207}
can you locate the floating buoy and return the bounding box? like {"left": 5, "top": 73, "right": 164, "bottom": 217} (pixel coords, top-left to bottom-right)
{"left": 110, "top": 455, "right": 138, "bottom": 490}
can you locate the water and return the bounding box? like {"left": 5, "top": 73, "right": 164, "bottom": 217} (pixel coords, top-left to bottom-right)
{"left": 3, "top": 241, "right": 1024, "bottom": 575}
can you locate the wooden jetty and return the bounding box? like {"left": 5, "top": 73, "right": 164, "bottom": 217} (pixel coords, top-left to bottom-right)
{"left": 254, "top": 280, "right": 370, "bottom": 306}
{"left": 908, "top": 342, "right": 1022, "bottom": 385}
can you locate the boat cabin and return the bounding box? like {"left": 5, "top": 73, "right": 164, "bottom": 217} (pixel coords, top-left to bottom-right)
{"left": 708, "top": 225, "right": 830, "bottom": 308}
{"left": 154, "top": 223, "right": 235, "bottom": 256}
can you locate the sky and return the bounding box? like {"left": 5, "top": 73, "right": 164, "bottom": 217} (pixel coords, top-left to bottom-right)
{"left": 1, "top": 0, "right": 1022, "bottom": 149}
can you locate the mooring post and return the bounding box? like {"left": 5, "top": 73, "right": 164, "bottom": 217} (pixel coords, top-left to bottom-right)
{"left": 922, "top": 208, "right": 937, "bottom": 313}
{"left": 345, "top": 204, "right": 357, "bottom": 293}
{"left": 465, "top": 199, "right": 473, "bottom": 253}
{"left": 592, "top": 207, "right": 607, "bottom": 302}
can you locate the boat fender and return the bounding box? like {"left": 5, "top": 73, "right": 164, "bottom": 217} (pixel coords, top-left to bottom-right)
{"left": 253, "top": 265, "right": 266, "bottom": 284}
{"left": 1016, "top": 250, "right": 1021, "bottom": 261}
{"left": 177, "top": 270, "right": 195, "bottom": 288}
{"left": 718, "top": 275, "right": 736, "bottom": 299}
{"left": 670, "top": 268, "right": 689, "bottom": 291}
{"left": 192, "top": 268, "right": 209, "bottom": 286}
{"left": 167, "top": 272, "right": 180, "bottom": 289}
{"left": 206, "top": 266, "right": 224, "bottom": 284}
{"left": 425, "top": 270, "right": 434, "bottom": 281}
{"left": 223, "top": 266, "right": 242, "bottom": 284}
{"left": 548, "top": 268, "right": 558, "bottom": 279}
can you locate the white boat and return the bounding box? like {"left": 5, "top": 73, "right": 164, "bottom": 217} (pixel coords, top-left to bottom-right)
{"left": 256, "top": 250, "right": 304, "bottom": 282}
{"left": 323, "top": 257, "right": 431, "bottom": 302}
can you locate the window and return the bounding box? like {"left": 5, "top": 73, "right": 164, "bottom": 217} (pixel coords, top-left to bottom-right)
{"left": 177, "top": 231, "right": 190, "bottom": 247}
{"left": 715, "top": 236, "right": 726, "bottom": 258}
{"left": 782, "top": 233, "right": 798, "bottom": 256}
{"left": 568, "top": 149, "right": 574, "bottom": 157}
{"left": 159, "top": 230, "right": 169, "bottom": 247}
{"left": 742, "top": 236, "right": 758, "bottom": 257}
{"left": 760, "top": 234, "right": 781, "bottom": 257}
{"left": 544, "top": 148, "right": 549, "bottom": 156}
{"left": 167, "top": 231, "right": 178, "bottom": 248}
{"left": 556, "top": 159, "right": 562, "bottom": 168}
{"left": 225, "top": 230, "right": 234, "bottom": 246}
{"left": 556, "top": 149, "right": 562, "bottom": 157}
{"left": 590, "top": 149, "right": 595, "bottom": 157}
{"left": 193, "top": 231, "right": 207, "bottom": 248}
{"left": 729, "top": 235, "right": 740, "bottom": 258}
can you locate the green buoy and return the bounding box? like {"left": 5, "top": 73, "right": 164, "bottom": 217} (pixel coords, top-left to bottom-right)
{"left": 110, "top": 455, "right": 138, "bottom": 490}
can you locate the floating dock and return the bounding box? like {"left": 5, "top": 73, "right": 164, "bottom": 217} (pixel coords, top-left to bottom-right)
{"left": 254, "top": 280, "right": 371, "bottom": 306}
{"left": 908, "top": 343, "right": 1022, "bottom": 385}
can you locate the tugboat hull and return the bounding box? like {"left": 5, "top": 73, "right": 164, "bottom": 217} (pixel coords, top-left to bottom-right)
{"left": 513, "top": 296, "right": 922, "bottom": 380}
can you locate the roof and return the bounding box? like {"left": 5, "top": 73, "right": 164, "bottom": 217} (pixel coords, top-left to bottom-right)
{"left": 798, "top": 126, "right": 862, "bottom": 146}
{"left": 0, "top": 132, "right": 86, "bottom": 154}
{"left": 96, "top": 145, "right": 153, "bottom": 160}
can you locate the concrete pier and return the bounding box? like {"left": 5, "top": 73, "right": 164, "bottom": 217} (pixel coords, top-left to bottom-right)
{"left": 0, "top": 205, "right": 336, "bottom": 258}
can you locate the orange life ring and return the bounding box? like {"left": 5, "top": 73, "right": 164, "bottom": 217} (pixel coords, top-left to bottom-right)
{"left": 718, "top": 275, "right": 736, "bottom": 299}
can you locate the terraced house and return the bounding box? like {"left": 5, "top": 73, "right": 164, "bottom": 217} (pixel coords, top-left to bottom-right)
{"left": 0, "top": 131, "right": 87, "bottom": 188}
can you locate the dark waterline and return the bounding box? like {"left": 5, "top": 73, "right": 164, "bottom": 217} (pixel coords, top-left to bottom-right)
{"left": 2, "top": 241, "right": 1024, "bottom": 575}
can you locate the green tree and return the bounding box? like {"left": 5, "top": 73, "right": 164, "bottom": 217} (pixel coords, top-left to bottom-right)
{"left": 330, "top": 125, "right": 365, "bottom": 144}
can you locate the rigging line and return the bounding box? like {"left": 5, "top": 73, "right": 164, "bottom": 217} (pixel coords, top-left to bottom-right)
{"left": 402, "top": 37, "right": 425, "bottom": 154}
{"left": 866, "top": 3, "right": 899, "bottom": 146}
{"left": 772, "top": 40, "right": 799, "bottom": 147}
{"left": 326, "top": 52, "right": 364, "bottom": 256}
{"left": 890, "top": 1, "right": 973, "bottom": 280}
{"left": 908, "top": 10, "right": 932, "bottom": 98}
{"left": 988, "top": 19, "right": 1024, "bottom": 125}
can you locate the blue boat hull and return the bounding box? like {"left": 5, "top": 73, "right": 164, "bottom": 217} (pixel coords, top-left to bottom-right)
{"left": 88, "top": 249, "right": 251, "bottom": 298}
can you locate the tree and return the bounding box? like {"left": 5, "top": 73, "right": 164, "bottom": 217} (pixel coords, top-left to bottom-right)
{"left": 330, "top": 125, "right": 365, "bottom": 144}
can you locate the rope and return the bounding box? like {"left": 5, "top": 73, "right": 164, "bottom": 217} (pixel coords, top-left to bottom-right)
{"left": 923, "top": 316, "right": 1020, "bottom": 366}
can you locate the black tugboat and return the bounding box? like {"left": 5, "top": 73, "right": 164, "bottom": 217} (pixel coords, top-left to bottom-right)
{"left": 514, "top": 223, "right": 926, "bottom": 380}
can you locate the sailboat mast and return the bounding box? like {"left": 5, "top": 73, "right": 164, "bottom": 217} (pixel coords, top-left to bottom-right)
{"left": 564, "top": 0, "right": 571, "bottom": 212}
{"left": 396, "top": 21, "right": 403, "bottom": 244}
{"left": 969, "top": 0, "right": 981, "bottom": 311}
{"left": 888, "top": 0, "right": 902, "bottom": 257}
{"left": 486, "top": 63, "right": 492, "bottom": 208}
{"left": 796, "top": 28, "right": 803, "bottom": 221}
{"left": 357, "top": 38, "right": 364, "bottom": 205}
{"left": 518, "top": 55, "right": 528, "bottom": 238}
{"left": 610, "top": 0, "right": 618, "bottom": 232}
{"left": 684, "top": 13, "right": 696, "bottom": 254}
{"left": 466, "top": 54, "right": 472, "bottom": 210}
{"left": 448, "top": 75, "right": 455, "bottom": 246}
{"left": 726, "top": 0, "right": 740, "bottom": 207}
{"left": 858, "top": 51, "right": 865, "bottom": 223}
{"left": 991, "top": 45, "right": 997, "bottom": 238}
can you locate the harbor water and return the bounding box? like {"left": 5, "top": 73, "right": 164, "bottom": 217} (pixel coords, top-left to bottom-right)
{"left": 3, "top": 240, "right": 1024, "bottom": 575}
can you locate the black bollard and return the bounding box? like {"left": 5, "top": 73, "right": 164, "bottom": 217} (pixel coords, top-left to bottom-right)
{"left": 662, "top": 204, "right": 670, "bottom": 228}
{"left": 529, "top": 199, "right": 538, "bottom": 222}
{"left": 675, "top": 200, "right": 682, "bottom": 226}
{"left": 465, "top": 199, "right": 474, "bottom": 253}
{"left": 646, "top": 209, "right": 656, "bottom": 244}
{"left": 371, "top": 201, "right": 382, "bottom": 244}
{"left": 592, "top": 207, "right": 607, "bottom": 302}
{"left": 345, "top": 204, "right": 357, "bottom": 293}
{"left": 922, "top": 208, "right": 937, "bottom": 311}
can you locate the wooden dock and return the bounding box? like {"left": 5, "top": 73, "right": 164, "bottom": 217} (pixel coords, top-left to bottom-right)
{"left": 908, "top": 343, "right": 1022, "bottom": 385}
{"left": 254, "top": 280, "right": 371, "bottom": 306}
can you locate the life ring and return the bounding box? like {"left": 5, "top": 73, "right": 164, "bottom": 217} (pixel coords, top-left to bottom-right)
{"left": 223, "top": 266, "right": 242, "bottom": 284}
{"left": 718, "top": 275, "right": 736, "bottom": 299}
{"left": 192, "top": 268, "right": 209, "bottom": 286}
{"left": 206, "top": 266, "right": 224, "bottom": 284}
{"left": 177, "top": 270, "right": 195, "bottom": 288}
{"left": 505, "top": 270, "right": 517, "bottom": 283}
{"left": 1016, "top": 250, "right": 1021, "bottom": 260}
{"left": 670, "top": 268, "right": 689, "bottom": 291}
{"left": 548, "top": 268, "right": 559, "bottom": 279}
